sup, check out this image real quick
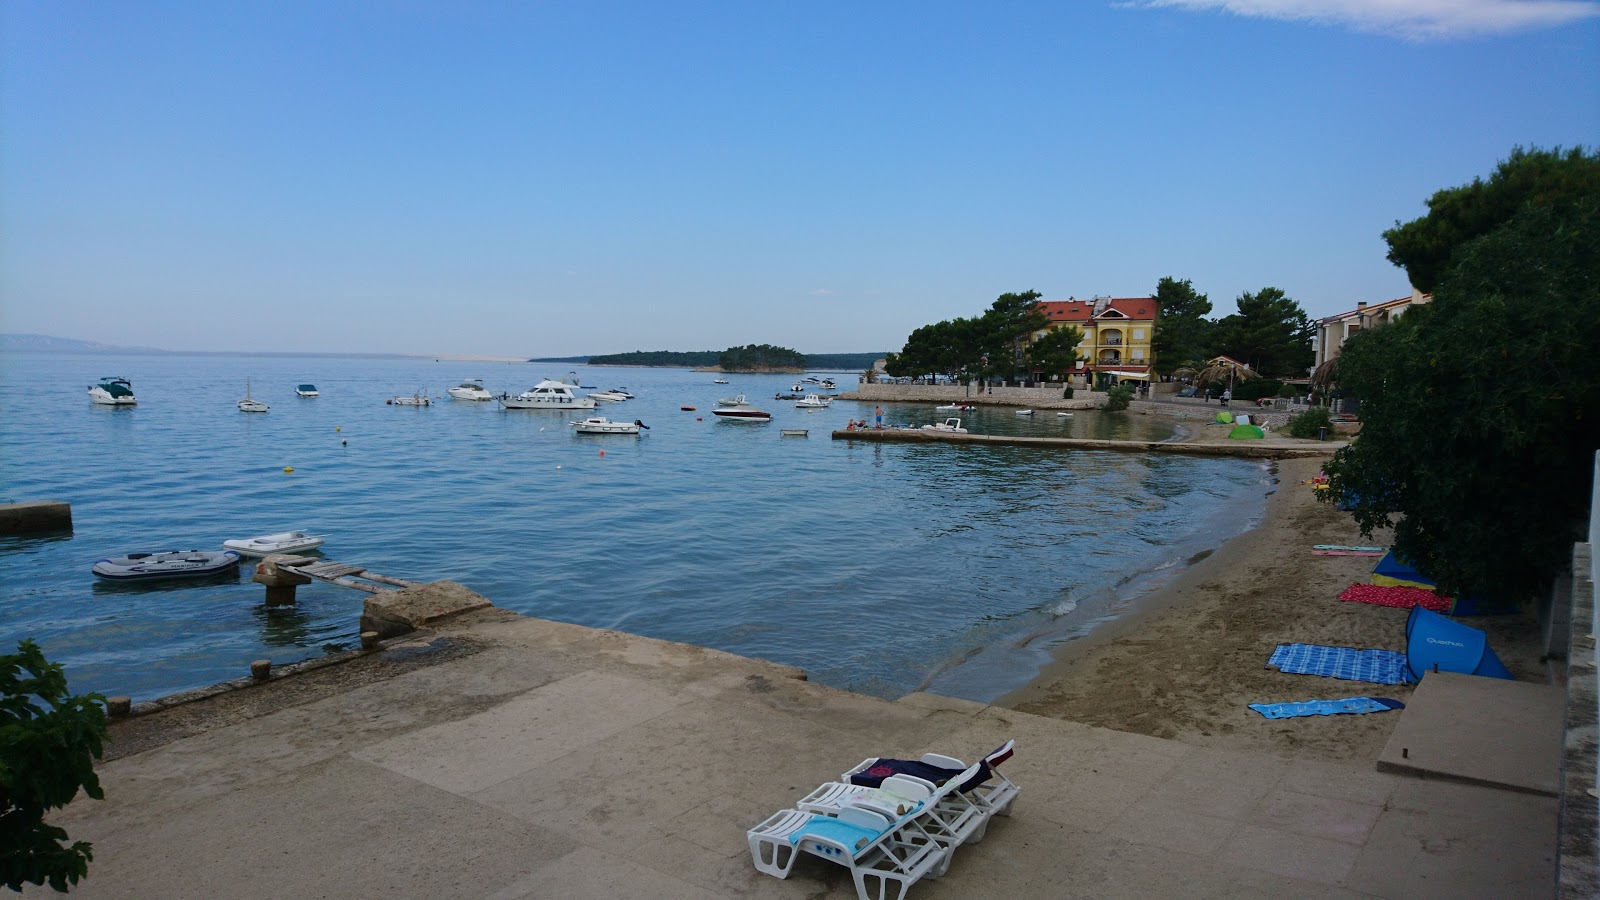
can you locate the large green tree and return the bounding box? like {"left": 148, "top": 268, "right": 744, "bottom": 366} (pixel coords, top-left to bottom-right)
{"left": 1325, "top": 187, "right": 1600, "bottom": 606}
{"left": 1210, "top": 287, "right": 1314, "bottom": 379}
{"left": 1383, "top": 146, "right": 1600, "bottom": 293}
{"left": 885, "top": 317, "right": 983, "bottom": 381}
{"left": 978, "top": 290, "right": 1048, "bottom": 378}
{"left": 1, "top": 640, "right": 108, "bottom": 893}
{"left": 1025, "top": 324, "right": 1084, "bottom": 377}
{"left": 1149, "top": 277, "right": 1212, "bottom": 375}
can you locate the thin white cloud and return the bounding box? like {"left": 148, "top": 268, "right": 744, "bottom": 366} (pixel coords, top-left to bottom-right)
{"left": 811, "top": 288, "right": 836, "bottom": 296}
{"left": 1126, "top": 0, "right": 1600, "bottom": 39}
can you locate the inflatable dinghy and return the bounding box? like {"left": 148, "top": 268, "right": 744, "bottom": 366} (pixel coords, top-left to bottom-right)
{"left": 92, "top": 549, "right": 241, "bottom": 581}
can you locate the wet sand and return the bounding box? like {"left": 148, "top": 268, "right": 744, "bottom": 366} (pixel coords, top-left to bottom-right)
{"left": 998, "top": 452, "right": 1545, "bottom": 761}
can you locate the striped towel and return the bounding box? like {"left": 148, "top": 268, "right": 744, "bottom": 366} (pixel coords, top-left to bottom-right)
{"left": 1267, "top": 643, "right": 1413, "bottom": 685}
{"left": 1248, "top": 697, "right": 1405, "bottom": 719}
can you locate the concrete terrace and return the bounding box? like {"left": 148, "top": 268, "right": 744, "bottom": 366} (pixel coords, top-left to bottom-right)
{"left": 58, "top": 606, "right": 1555, "bottom": 899}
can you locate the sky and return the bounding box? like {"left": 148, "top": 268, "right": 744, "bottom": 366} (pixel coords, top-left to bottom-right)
{"left": 2, "top": 1, "right": 1597, "bottom": 358}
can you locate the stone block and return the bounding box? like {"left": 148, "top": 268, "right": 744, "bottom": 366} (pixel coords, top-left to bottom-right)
{"left": 0, "top": 500, "right": 72, "bottom": 536}
{"left": 360, "top": 580, "right": 493, "bottom": 640}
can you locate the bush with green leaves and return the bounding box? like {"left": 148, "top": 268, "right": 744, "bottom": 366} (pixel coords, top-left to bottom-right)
{"left": 1061, "top": 386, "right": 1074, "bottom": 400}
{"left": 1104, "top": 385, "right": 1134, "bottom": 411}
{"left": 1, "top": 640, "right": 107, "bottom": 893}
{"left": 1285, "top": 406, "right": 1333, "bottom": 439}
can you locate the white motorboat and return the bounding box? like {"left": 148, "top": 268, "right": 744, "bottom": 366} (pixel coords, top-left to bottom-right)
{"left": 295, "top": 383, "right": 319, "bottom": 398}
{"left": 608, "top": 388, "right": 635, "bottom": 399}
{"left": 498, "top": 377, "right": 596, "bottom": 409}
{"left": 571, "top": 416, "right": 647, "bottom": 435}
{"left": 791, "top": 383, "right": 805, "bottom": 392}
{"left": 92, "top": 549, "right": 241, "bottom": 581}
{"left": 717, "top": 394, "right": 748, "bottom": 407}
{"left": 238, "top": 379, "right": 269, "bottom": 413}
{"left": 712, "top": 406, "right": 772, "bottom": 423}
{"left": 935, "top": 403, "right": 973, "bottom": 412}
{"left": 1015, "top": 408, "right": 1034, "bottom": 416}
{"left": 391, "top": 391, "right": 431, "bottom": 406}
{"left": 780, "top": 428, "right": 808, "bottom": 437}
{"left": 821, "top": 379, "right": 836, "bottom": 390}
{"left": 447, "top": 379, "right": 493, "bottom": 401}
{"left": 921, "top": 418, "right": 968, "bottom": 434}
{"left": 794, "top": 394, "right": 832, "bottom": 408}
{"left": 712, "top": 377, "right": 729, "bottom": 384}
{"left": 223, "top": 531, "right": 326, "bottom": 557}
{"left": 588, "top": 390, "right": 629, "bottom": 402}
{"left": 1056, "top": 411, "right": 1074, "bottom": 418}
{"left": 88, "top": 377, "right": 137, "bottom": 406}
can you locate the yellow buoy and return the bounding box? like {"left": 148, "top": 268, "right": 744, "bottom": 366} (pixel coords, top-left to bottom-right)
{"left": 283, "top": 466, "right": 294, "bottom": 473}
{"left": 335, "top": 426, "right": 341, "bottom": 432}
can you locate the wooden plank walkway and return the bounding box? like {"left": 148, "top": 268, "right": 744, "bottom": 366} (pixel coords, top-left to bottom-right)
{"left": 273, "top": 558, "right": 423, "bottom": 594}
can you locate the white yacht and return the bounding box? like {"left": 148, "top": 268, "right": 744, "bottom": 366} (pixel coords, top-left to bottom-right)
{"left": 88, "top": 377, "right": 137, "bottom": 406}
{"left": 238, "top": 379, "right": 269, "bottom": 413}
{"left": 295, "top": 383, "right": 319, "bottom": 398}
{"left": 794, "top": 394, "right": 832, "bottom": 408}
{"left": 588, "top": 390, "right": 629, "bottom": 402}
{"left": 921, "top": 418, "right": 968, "bottom": 434}
{"left": 447, "top": 379, "right": 493, "bottom": 401}
{"left": 571, "top": 416, "right": 646, "bottom": 434}
{"left": 498, "top": 378, "right": 596, "bottom": 409}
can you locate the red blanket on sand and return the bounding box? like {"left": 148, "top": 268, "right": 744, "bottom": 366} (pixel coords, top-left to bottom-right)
{"left": 1338, "top": 583, "right": 1452, "bottom": 612}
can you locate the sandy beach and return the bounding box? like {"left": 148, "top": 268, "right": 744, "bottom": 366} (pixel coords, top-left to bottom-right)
{"left": 998, "top": 418, "right": 1545, "bottom": 762}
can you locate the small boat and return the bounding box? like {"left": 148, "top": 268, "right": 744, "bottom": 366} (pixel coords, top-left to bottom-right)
{"left": 447, "top": 379, "right": 492, "bottom": 401}
{"left": 223, "top": 531, "right": 325, "bottom": 557}
{"left": 391, "top": 391, "right": 431, "bottom": 406}
{"left": 712, "top": 406, "right": 772, "bottom": 423}
{"left": 802, "top": 376, "right": 821, "bottom": 384}
{"left": 238, "top": 378, "right": 269, "bottom": 413}
{"left": 712, "top": 377, "right": 729, "bottom": 384}
{"left": 717, "top": 394, "right": 748, "bottom": 407}
{"left": 589, "top": 390, "right": 629, "bottom": 402}
{"left": 921, "top": 418, "right": 968, "bottom": 434}
{"left": 791, "top": 383, "right": 805, "bottom": 392}
{"left": 92, "top": 549, "right": 241, "bottom": 581}
{"left": 88, "top": 376, "right": 137, "bottom": 406}
{"left": 296, "top": 383, "right": 320, "bottom": 398}
{"left": 821, "top": 379, "right": 836, "bottom": 390}
{"left": 780, "top": 428, "right": 808, "bottom": 437}
{"left": 1015, "top": 409, "right": 1034, "bottom": 416}
{"left": 934, "top": 403, "right": 973, "bottom": 412}
{"left": 680, "top": 405, "right": 696, "bottom": 411}
{"left": 608, "top": 388, "right": 635, "bottom": 399}
{"left": 571, "top": 416, "right": 647, "bottom": 435}
{"left": 1056, "top": 411, "right": 1074, "bottom": 418}
{"left": 794, "top": 394, "right": 832, "bottom": 409}
{"left": 497, "top": 377, "right": 596, "bottom": 409}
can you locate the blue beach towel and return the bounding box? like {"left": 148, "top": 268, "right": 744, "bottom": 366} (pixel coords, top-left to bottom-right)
{"left": 1267, "top": 643, "right": 1414, "bottom": 685}
{"left": 1248, "top": 697, "right": 1405, "bottom": 719}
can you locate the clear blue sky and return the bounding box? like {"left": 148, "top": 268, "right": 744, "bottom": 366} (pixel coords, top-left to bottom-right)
{"left": 2, "top": 1, "right": 1596, "bottom": 357}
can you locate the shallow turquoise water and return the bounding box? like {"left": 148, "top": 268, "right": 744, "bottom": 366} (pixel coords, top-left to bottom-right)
{"left": 0, "top": 353, "right": 1270, "bottom": 702}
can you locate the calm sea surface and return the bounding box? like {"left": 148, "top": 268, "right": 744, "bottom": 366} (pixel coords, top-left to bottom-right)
{"left": 0, "top": 352, "right": 1270, "bottom": 703}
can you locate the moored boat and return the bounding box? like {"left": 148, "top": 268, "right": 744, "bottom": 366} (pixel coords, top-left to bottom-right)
{"left": 238, "top": 378, "right": 269, "bottom": 412}
{"left": 295, "top": 384, "right": 320, "bottom": 397}
{"left": 717, "top": 394, "right": 748, "bottom": 407}
{"left": 921, "top": 417, "right": 968, "bottom": 434}
{"left": 780, "top": 428, "right": 808, "bottom": 437}
{"left": 712, "top": 406, "right": 772, "bottom": 423}
{"left": 1015, "top": 408, "right": 1034, "bottom": 416}
{"left": 794, "top": 394, "right": 832, "bottom": 408}
{"left": 92, "top": 549, "right": 241, "bottom": 581}
{"left": 447, "top": 380, "right": 492, "bottom": 401}
{"left": 498, "top": 377, "right": 596, "bottom": 409}
{"left": 88, "top": 377, "right": 137, "bottom": 406}
{"left": 391, "top": 391, "right": 431, "bottom": 406}
{"left": 571, "top": 416, "right": 647, "bottom": 434}
{"left": 222, "top": 531, "right": 325, "bottom": 557}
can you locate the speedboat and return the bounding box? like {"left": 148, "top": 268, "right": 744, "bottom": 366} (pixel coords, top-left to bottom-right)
{"left": 1015, "top": 409, "right": 1034, "bottom": 416}
{"left": 571, "top": 416, "right": 647, "bottom": 435}
{"left": 447, "top": 380, "right": 492, "bottom": 401}
{"left": 794, "top": 394, "right": 832, "bottom": 408}
{"left": 821, "top": 379, "right": 836, "bottom": 390}
{"left": 935, "top": 403, "right": 973, "bottom": 412}
{"left": 717, "top": 394, "right": 748, "bottom": 407}
{"left": 238, "top": 378, "right": 269, "bottom": 413}
{"left": 791, "top": 383, "right": 805, "bottom": 392}
{"left": 712, "top": 406, "right": 772, "bottom": 423}
{"left": 608, "top": 388, "right": 635, "bottom": 399}
{"left": 92, "top": 549, "right": 241, "bottom": 581}
{"left": 88, "top": 377, "right": 137, "bottom": 406}
{"left": 588, "top": 390, "right": 629, "bottom": 402}
{"left": 1056, "top": 411, "right": 1074, "bottom": 418}
{"left": 712, "top": 377, "right": 729, "bottom": 384}
{"left": 498, "top": 377, "right": 596, "bottom": 409}
{"left": 780, "top": 428, "right": 808, "bottom": 437}
{"left": 391, "top": 391, "right": 431, "bottom": 406}
{"left": 921, "top": 418, "right": 968, "bottom": 434}
{"left": 295, "top": 384, "right": 319, "bottom": 397}
{"left": 223, "top": 531, "right": 325, "bottom": 557}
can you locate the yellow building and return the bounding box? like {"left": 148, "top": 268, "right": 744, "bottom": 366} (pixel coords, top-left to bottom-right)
{"left": 1035, "top": 295, "right": 1160, "bottom": 384}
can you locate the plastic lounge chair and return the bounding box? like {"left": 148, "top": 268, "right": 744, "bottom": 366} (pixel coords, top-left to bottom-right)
{"left": 798, "top": 769, "right": 992, "bottom": 847}
{"left": 843, "top": 739, "right": 1019, "bottom": 818}
{"left": 746, "top": 800, "right": 949, "bottom": 900}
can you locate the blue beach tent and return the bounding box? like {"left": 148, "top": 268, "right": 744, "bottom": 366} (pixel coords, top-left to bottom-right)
{"left": 1371, "top": 551, "right": 1501, "bottom": 615}
{"left": 1404, "top": 606, "right": 1513, "bottom": 681}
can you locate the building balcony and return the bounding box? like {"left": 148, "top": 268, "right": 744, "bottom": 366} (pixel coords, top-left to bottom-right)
{"left": 1102, "top": 337, "right": 1123, "bottom": 346}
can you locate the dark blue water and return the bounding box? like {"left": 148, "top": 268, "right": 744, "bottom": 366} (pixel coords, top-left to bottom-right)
{"left": 0, "top": 353, "right": 1270, "bottom": 702}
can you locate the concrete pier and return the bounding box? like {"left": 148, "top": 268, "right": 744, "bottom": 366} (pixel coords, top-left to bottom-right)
{"left": 0, "top": 500, "right": 72, "bottom": 535}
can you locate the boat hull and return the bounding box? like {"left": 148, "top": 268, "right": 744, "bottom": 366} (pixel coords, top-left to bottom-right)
{"left": 712, "top": 409, "right": 772, "bottom": 423}
{"left": 222, "top": 532, "right": 325, "bottom": 557}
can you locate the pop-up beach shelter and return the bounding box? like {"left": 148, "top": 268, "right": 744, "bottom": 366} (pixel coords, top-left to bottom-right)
{"left": 1227, "top": 424, "right": 1265, "bottom": 440}
{"left": 1404, "top": 606, "right": 1513, "bottom": 681}
{"left": 1370, "top": 551, "right": 1498, "bottom": 615}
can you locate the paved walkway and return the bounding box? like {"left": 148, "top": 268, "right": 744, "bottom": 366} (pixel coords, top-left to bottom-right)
{"left": 60, "top": 609, "right": 1555, "bottom": 898}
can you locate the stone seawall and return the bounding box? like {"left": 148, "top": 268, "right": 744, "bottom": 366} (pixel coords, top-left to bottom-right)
{"left": 841, "top": 383, "right": 1107, "bottom": 409}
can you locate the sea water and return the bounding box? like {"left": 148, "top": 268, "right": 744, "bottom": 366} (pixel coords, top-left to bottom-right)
{"left": 0, "top": 353, "right": 1270, "bottom": 702}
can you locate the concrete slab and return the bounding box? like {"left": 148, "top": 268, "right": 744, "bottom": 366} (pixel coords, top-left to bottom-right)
{"left": 1378, "top": 671, "right": 1565, "bottom": 795}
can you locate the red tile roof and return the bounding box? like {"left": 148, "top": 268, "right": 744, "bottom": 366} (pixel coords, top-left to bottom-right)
{"left": 1036, "top": 297, "right": 1157, "bottom": 324}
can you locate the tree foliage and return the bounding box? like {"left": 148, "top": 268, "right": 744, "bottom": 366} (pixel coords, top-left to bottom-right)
{"left": 717, "top": 344, "right": 806, "bottom": 372}
{"left": 1325, "top": 191, "right": 1600, "bottom": 606}
{"left": 1024, "top": 325, "right": 1083, "bottom": 376}
{"left": 979, "top": 290, "right": 1049, "bottom": 376}
{"left": 1104, "top": 385, "right": 1134, "bottom": 411}
{"left": 585, "top": 350, "right": 722, "bottom": 367}
{"left": 1150, "top": 277, "right": 1213, "bottom": 375}
{"left": 1383, "top": 146, "right": 1600, "bottom": 294}
{"left": 887, "top": 290, "right": 1047, "bottom": 382}
{"left": 1210, "top": 287, "right": 1314, "bottom": 378}
{"left": 1, "top": 640, "right": 107, "bottom": 893}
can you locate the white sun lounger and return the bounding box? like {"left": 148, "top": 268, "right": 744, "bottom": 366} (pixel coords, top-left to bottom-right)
{"left": 840, "top": 739, "right": 1019, "bottom": 819}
